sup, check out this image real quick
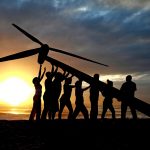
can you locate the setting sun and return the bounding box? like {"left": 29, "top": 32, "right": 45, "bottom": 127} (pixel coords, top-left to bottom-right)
{"left": 0, "top": 77, "right": 33, "bottom": 106}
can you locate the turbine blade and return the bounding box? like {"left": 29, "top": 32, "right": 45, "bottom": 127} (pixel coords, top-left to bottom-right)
{"left": 49, "top": 47, "right": 109, "bottom": 67}
{"left": 12, "top": 24, "right": 43, "bottom": 46}
{"left": 0, "top": 48, "right": 40, "bottom": 62}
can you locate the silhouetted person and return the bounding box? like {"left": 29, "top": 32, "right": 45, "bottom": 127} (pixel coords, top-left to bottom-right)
{"left": 120, "top": 75, "right": 137, "bottom": 119}
{"left": 41, "top": 64, "right": 58, "bottom": 120}
{"left": 29, "top": 65, "right": 46, "bottom": 121}
{"left": 89, "top": 74, "right": 100, "bottom": 120}
{"left": 72, "top": 80, "right": 89, "bottom": 119}
{"left": 58, "top": 75, "right": 75, "bottom": 119}
{"left": 101, "top": 80, "right": 115, "bottom": 119}
{"left": 49, "top": 71, "right": 69, "bottom": 120}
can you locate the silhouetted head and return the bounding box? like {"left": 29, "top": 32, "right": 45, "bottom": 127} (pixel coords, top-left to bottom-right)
{"left": 75, "top": 80, "right": 82, "bottom": 87}
{"left": 93, "top": 74, "right": 99, "bottom": 81}
{"left": 126, "top": 75, "right": 132, "bottom": 82}
{"left": 65, "top": 77, "right": 72, "bottom": 84}
{"left": 107, "top": 79, "right": 113, "bottom": 87}
{"left": 46, "top": 72, "right": 52, "bottom": 78}
{"left": 32, "top": 77, "right": 40, "bottom": 85}
{"left": 55, "top": 72, "right": 63, "bottom": 81}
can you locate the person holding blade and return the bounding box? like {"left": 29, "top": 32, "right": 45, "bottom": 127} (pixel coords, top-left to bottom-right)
{"left": 72, "top": 80, "right": 90, "bottom": 119}
{"left": 29, "top": 64, "right": 46, "bottom": 121}
{"left": 41, "top": 64, "right": 58, "bottom": 120}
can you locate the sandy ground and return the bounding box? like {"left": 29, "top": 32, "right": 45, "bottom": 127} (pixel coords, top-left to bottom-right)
{"left": 0, "top": 119, "right": 149, "bottom": 150}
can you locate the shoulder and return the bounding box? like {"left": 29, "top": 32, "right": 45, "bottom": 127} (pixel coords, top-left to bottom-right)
{"left": 131, "top": 81, "right": 137, "bottom": 89}
{"left": 131, "top": 81, "right": 136, "bottom": 86}
{"left": 121, "top": 82, "right": 126, "bottom": 87}
{"left": 132, "top": 81, "right": 136, "bottom": 84}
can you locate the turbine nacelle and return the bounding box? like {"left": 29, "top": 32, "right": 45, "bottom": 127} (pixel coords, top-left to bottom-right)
{"left": 38, "top": 44, "right": 49, "bottom": 64}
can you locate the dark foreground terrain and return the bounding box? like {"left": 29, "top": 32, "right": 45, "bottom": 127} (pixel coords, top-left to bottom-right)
{"left": 0, "top": 119, "right": 149, "bottom": 150}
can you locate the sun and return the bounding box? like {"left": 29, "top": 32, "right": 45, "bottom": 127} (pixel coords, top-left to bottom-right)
{"left": 0, "top": 77, "right": 33, "bottom": 106}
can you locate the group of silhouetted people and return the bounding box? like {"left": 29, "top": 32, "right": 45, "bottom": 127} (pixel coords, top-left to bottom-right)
{"left": 29, "top": 64, "right": 137, "bottom": 121}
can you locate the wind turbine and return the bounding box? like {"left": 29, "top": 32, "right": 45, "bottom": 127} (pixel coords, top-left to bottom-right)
{"left": 0, "top": 24, "right": 150, "bottom": 117}
{"left": 0, "top": 24, "right": 109, "bottom": 67}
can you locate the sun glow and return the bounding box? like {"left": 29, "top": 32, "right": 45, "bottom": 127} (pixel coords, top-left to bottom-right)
{"left": 0, "top": 77, "right": 33, "bottom": 106}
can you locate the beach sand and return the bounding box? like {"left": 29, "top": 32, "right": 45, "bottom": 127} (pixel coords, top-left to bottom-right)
{"left": 0, "top": 119, "right": 149, "bottom": 150}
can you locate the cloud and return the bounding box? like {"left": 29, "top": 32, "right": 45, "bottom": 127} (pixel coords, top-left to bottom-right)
{"left": 94, "top": 0, "right": 150, "bottom": 8}
{"left": 0, "top": 0, "right": 150, "bottom": 77}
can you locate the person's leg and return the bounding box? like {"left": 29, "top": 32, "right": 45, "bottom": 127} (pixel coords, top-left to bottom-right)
{"left": 41, "top": 101, "right": 49, "bottom": 120}
{"left": 52, "top": 112, "right": 56, "bottom": 120}
{"left": 72, "top": 106, "right": 80, "bottom": 119}
{"left": 90, "top": 101, "right": 98, "bottom": 120}
{"left": 29, "top": 107, "right": 36, "bottom": 121}
{"left": 129, "top": 101, "right": 137, "bottom": 119}
{"left": 81, "top": 105, "right": 89, "bottom": 120}
{"left": 29, "top": 102, "right": 36, "bottom": 121}
{"left": 48, "top": 111, "right": 52, "bottom": 120}
{"left": 109, "top": 104, "right": 116, "bottom": 119}
{"left": 36, "top": 101, "right": 41, "bottom": 121}
{"left": 121, "top": 102, "right": 127, "bottom": 119}
{"left": 101, "top": 102, "right": 108, "bottom": 119}
{"left": 58, "top": 101, "right": 66, "bottom": 119}
{"left": 66, "top": 101, "right": 73, "bottom": 119}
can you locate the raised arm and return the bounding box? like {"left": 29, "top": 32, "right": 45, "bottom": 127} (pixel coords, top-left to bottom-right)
{"left": 61, "top": 69, "right": 70, "bottom": 81}
{"left": 53, "top": 65, "right": 58, "bottom": 75}
{"left": 41, "top": 67, "right": 46, "bottom": 81}
{"left": 38, "top": 64, "right": 42, "bottom": 80}
{"left": 51, "top": 63, "right": 55, "bottom": 73}
{"left": 38, "top": 65, "right": 46, "bottom": 82}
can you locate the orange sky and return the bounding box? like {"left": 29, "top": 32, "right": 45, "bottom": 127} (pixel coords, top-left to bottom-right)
{"left": 0, "top": 0, "right": 150, "bottom": 112}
